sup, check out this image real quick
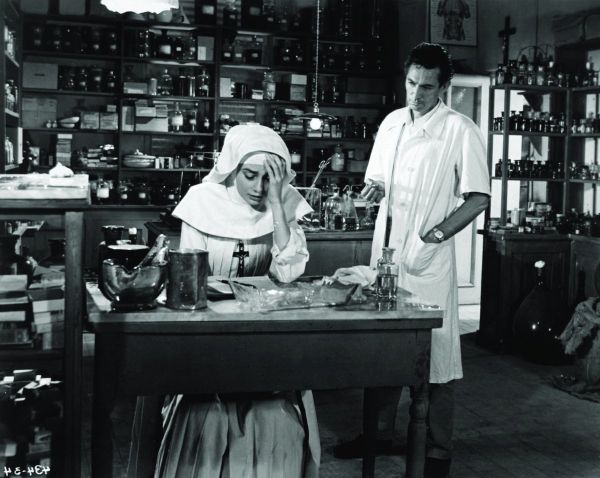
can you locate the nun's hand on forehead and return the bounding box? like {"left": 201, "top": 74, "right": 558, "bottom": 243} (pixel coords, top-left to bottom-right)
{"left": 265, "top": 153, "right": 286, "bottom": 204}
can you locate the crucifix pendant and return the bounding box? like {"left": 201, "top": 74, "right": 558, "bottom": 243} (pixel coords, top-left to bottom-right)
{"left": 233, "top": 240, "right": 249, "bottom": 277}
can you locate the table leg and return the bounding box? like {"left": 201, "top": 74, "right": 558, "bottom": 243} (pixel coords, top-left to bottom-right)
{"left": 92, "top": 334, "right": 119, "bottom": 478}
{"left": 362, "top": 388, "right": 377, "bottom": 478}
{"left": 406, "top": 382, "right": 429, "bottom": 478}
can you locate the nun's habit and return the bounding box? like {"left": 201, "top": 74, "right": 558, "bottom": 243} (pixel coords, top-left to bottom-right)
{"left": 153, "top": 125, "right": 320, "bottom": 478}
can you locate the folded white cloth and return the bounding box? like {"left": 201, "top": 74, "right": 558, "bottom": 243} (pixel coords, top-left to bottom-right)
{"left": 327, "top": 265, "right": 377, "bottom": 288}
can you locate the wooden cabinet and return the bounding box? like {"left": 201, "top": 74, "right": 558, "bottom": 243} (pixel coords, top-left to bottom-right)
{"left": 0, "top": 200, "right": 87, "bottom": 478}
{"left": 479, "top": 232, "right": 571, "bottom": 351}
{"left": 1, "top": 0, "right": 21, "bottom": 172}
{"left": 569, "top": 235, "right": 600, "bottom": 307}
{"left": 17, "top": 5, "right": 395, "bottom": 207}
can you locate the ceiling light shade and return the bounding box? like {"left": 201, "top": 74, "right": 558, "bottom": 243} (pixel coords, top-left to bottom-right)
{"left": 100, "top": 0, "right": 179, "bottom": 14}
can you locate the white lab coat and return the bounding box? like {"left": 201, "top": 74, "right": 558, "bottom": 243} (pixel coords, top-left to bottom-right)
{"left": 366, "top": 101, "right": 490, "bottom": 383}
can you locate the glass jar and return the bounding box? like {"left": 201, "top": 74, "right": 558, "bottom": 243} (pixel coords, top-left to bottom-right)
{"left": 376, "top": 247, "right": 398, "bottom": 301}
{"left": 262, "top": 71, "right": 276, "bottom": 100}
{"left": 75, "top": 67, "right": 88, "bottom": 91}
{"left": 104, "top": 30, "right": 118, "bottom": 55}
{"left": 134, "top": 181, "right": 151, "bottom": 205}
{"left": 324, "top": 186, "right": 344, "bottom": 230}
{"left": 158, "top": 69, "right": 173, "bottom": 96}
{"left": 196, "top": 68, "right": 210, "bottom": 97}
{"left": 89, "top": 67, "right": 104, "bottom": 92}
{"left": 136, "top": 29, "right": 151, "bottom": 58}
{"left": 95, "top": 178, "right": 110, "bottom": 204}
{"left": 104, "top": 69, "right": 117, "bottom": 93}
{"left": 330, "top": 144, "right": 345, "bottom": 172}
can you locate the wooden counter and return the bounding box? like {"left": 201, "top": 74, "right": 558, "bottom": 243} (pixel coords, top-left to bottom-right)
{"left": 86, "top": 285, "right": 442, "bottom": 478}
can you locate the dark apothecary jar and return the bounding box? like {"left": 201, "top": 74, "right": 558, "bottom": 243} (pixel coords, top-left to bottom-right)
{"left": 0, "top": 235, "right": 35, "bottom": 286}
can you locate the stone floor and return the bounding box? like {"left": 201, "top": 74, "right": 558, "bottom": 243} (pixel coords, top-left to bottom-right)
{"left": 82, "top": 305, "right": 600, "bottom": 477}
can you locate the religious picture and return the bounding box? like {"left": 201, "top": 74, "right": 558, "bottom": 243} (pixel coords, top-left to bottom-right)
{"left": 430, "top": 0, "right": 477, "bottom": 47}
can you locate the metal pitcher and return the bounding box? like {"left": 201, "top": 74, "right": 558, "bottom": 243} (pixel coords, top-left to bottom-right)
{"left": 166, "top": 248, "right": 208, "bottom": 310}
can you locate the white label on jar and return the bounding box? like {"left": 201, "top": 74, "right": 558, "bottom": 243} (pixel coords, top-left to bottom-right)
{"left": 97, "top": 188, "right": 109, "bottom": 199}
{"left": 172, "top": 116, "right": 184, "bottom": 127}
{"left": 291, "top": 153, "right": 301, "bottom": 164}
{"left": 159, "top": 45, "right": 172, "bottom": 56}
{"left": 202, "top": 5, "right": 215, "bottom": 15}
{"left": 331, "top": 154, "right": 345, "bottom": 171}
{"left": 249, "top": 7, "right": 261, "bottom": 15}
{"left": 138, "top": 192, "right": 147, "bottom": 199}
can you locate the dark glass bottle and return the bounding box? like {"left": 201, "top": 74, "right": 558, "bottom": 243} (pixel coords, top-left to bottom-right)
{"left": 196, "top": 0, "right": 217, "bottom": 25}
{"left": 338, "top": 0, "right": 353, "bottom": 37}
{"left": 104, "top": 70, "right": 117, "bottom": 93}
{"left": 341, "top": 45, "right": 353, "bottom": 71}
{"left": 512, "top": 261, "right": 565, "bottom": 364}
{"left": 49, "top": 26, "right": 62, "bottom": 51}
{"left": 62, "top": 27, "right": 74, "bottom": 52}
{"left": 241, "top": 0, "right": 263, "bottom": 29}
{"left": 196, "top": 68, "right": 210, "bottom": 97}
{"left": 75, "top": 67, "right": 88, "bottom": 91}
{"left": 173, "top": 35, "right": 185, "bottom": 60}
{"left": 156, "top": 30, "right": 173, "bottom": 59}
{"left": 221, "top": 40, "right": 234, "bottom": 62}
{"left": 293, "top": 41, "right": 304, "bottom": 66}
{"left": 104, "top": 30, "right": 118, "bottom": 55}
{"left": 222, "top": 0, "right": 238, "bottom": 29}
{"left": 136, "top": 29, "right": 151, "bottom": 58}
{"left": 244, "top": 36, "right": 262, "bottom": 64}
{"left": 262, "top": 0, "right": 277, "bottom": 30}
{"left": 89, "top": 67, "right": 103, "bottom": 92}
{"left": 90, "top": 29, "right": 102, "bottom": 54}
{"left": 31, "top": 25, "right": 44, "bottom": 50}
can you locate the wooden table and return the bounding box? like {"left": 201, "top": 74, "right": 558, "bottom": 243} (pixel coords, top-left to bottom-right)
{"left": 86, "top": 286, "right": 442, "bottom": 478}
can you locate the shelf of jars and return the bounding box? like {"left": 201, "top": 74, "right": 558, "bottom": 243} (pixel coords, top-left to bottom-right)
{"left": 570, "top": 133, "right": 600, "bottom": 138}
{"left": 23, "top": 49, "right": 120, "bottom": 62}
{"left": 22, "top": 88, "right": 116, "bottom": 97}
{"left": 121, "top": 131, "right": 213, "bottom": 136}
{"left": 491, "top": 176, "right": 566, "bottom": 182}
{"left": 491, "top": 84, "right": 567, "bottom": 93}
{"left": 124, "top": 58, "right": 216, "bottom": 67}
{"left": 26, "top": 128, "right": 117, "bottom": 134}
{"left": 490, "top": 130, "right": 565, "bottom": 137}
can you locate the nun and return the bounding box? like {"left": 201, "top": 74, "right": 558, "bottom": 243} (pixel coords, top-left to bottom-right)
{"left": 153, "top": 124, "right": 320, "bottom": 478}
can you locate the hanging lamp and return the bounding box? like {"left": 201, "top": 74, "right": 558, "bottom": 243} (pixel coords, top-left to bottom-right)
{"left": 296, "top": 0, "right": 336, "bottom": 130}
{"left": 100, "top": 0, "right": 179, "bottom": 14}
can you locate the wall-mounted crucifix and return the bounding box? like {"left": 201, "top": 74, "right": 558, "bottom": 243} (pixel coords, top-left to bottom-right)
{"left": 498, "top": 16, "right": 516, "bottom": 65}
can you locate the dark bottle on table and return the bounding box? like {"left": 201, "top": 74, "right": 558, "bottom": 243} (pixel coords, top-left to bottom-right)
{"left": 196, "top": 0, "right": 217, "bottom": 25}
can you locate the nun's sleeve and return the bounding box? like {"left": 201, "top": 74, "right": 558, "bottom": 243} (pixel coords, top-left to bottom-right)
{"left": 269, "top": 221, "right": 309, "bottom": 282}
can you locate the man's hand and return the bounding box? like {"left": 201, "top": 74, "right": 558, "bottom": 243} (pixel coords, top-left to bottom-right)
{"left": 360, "top": 180, "right": 385, "bottom": 203}
{"left": 265, "top": 153, "right": 286, "bottom": 206}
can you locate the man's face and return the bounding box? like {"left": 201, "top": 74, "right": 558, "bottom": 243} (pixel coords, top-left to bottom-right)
{"left": 405, "top": 64, "right": 448, "bottom": 118}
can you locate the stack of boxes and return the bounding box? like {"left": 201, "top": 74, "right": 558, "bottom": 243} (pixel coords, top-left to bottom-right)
{"left": 54, "top": 133, "right": 72, "bottom": 166}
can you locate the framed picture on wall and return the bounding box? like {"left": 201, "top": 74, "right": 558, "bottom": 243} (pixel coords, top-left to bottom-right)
{"left": 430, "top": 0, "right": 477, "bottom": 47}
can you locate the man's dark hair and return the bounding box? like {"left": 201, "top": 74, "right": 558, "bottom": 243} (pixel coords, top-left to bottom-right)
{"left": 404, "top": 42, "right": 454, "bottom": 85}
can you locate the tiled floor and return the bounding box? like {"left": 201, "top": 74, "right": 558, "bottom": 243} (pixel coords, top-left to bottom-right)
{"left": 82, "top": 305, "right": 600, "bottom": 477}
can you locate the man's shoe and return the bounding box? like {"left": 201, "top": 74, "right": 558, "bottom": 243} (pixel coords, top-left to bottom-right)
{"left": 332, "top": 434, "right": 403, "bottom": 459}
{"left": 424, "top": 457, "right": 451, "bottom": 478}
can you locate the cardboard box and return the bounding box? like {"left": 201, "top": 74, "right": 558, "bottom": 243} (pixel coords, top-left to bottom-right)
{"left": 100, "top": 112, "right": 118, "bottom": 130}
{"left": 123, "top": 82, "right": 148, "bottom": 94}
{"left": 135, "top": 106, "right": 157, "bottom": 118}
{"left": 80, "top": 112, "right": 100, "bottom": 130}
{"left": 220, "top": 77, "right": 233, "bottom": 97}
{"left": 23, "top": 62, "right": 58, "bottom": 89}
{"left": 282, "top": 73, "right": 308, "bottom": 85}
{"left": 121, "top": 106, "right": 134, "bottom": 132}
{"left": 22, "top": 97, "right": 57, "bottom": 128}
{"left": 135, "top": 117, "right": 168, "bottom": 132}
{"left": 197, "top": 36, "right": 215, "bottom": 61}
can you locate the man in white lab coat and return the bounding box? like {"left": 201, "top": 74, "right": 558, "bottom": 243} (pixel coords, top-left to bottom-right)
{"left": 334, "top": 43, "right": 490, "bottom": 478}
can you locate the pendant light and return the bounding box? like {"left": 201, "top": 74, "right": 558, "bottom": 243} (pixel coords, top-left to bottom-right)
{"left": 296, "top": 0, "right": 336, "bottom": 130}
{"left": 100, "top": 0, "right": 179, "bottom": 14}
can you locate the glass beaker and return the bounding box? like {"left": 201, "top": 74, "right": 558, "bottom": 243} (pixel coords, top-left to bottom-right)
{"left": 376, "top": 247, "right": 398, "bottom": 301}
